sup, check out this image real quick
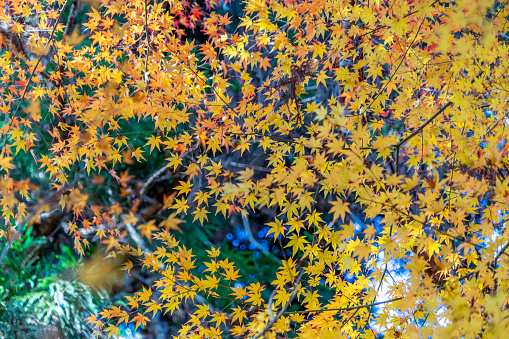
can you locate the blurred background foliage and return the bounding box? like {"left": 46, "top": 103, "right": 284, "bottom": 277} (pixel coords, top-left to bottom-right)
{"left": 0, "top": 225, "right": 109, "bottom": 338}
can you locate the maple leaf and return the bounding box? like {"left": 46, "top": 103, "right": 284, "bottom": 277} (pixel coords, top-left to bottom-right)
{"left": 166, "top": 154, "right": 184, "bottom": 170}
{"left": 286, "top": 234, "right": 309, "bottom": 253}
{"left": 64, "top": 28, "right": 87, "bottom": 45}
{"left": 259, "top": 57, "right": 271, "bottom": 71}
{"left": 237, "top": 167, "right": 254, "bottom": 181}
{"left": 23, "top": 100, "right": 42, "bottom": 121}
{"left": 104, "top": 325, "right": 120, "bottom": 338}
{"left": 122, "top": 212, "right": 138, "bottom": 225}
{"left": 95, "top": 229, "right": 106, "bottom": 239}
{"left": 31, "top": 40, "right": 50, "bottom": 55}
{"left": 192, "top": 207, "right": 209, "bottom": 225}
{"left": 267, "top": 219, "right": 285, "bottom": 239}
{"left": 136, "top": 286, "right": 152, "bottom": 303}
{"left": 162, "top": 193, "right": 176, "bottom": 210}
{"left": 193, "top": 191, "right": 210, "bottom": 206}
{"left": 172, "top": 197, "right": 189, "bottom": 214}
{"left": 195, "top": 304, "right": 210, "bottom": 319}
{"left": 120, "top": 260, "right": 133, "bottom": 274}
{"left": 223, "top": 267, "right": 241, "bottom": 281}
{"left": 146, "top": 135, "right": 162, "bottom": 153}
{"left": 329, "top": 199, "right": 350, "bottom": 222}
{"left": 145, "top": 300, "right": 162, "bottom": 316}
{"left": 12, "top": 138, "right": 26, "bottom": 154}
{"left": 132, "top": 312, "right": 149, "bottom": 330}
{"left": 231, "top": 307, "right": 247, "bottom": 324}
{"left": 0, "top": 155, "right": 14, "bottom": 173}
{"left": 102, "top": 236, "right": 120, "bottom": 252}
{"left": 132, "top": 148, "right": 145, "bottom": 161}
{"left": 137, "top": 220, "right": 159, "bottom": 240}
{"left": 159, "top": 213, "right": 184, "bottom": 231}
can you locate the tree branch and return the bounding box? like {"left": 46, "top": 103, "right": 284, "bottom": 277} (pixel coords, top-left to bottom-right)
{"left": 395, "top": 101, "right": 453, "bottom": 149}
{"left": 284, "top": 297, "right": 403, "bottom": 315}
{"left": 252, "top": 270, "right": 304, "bottom": 339}
{"left": 139, "top": 148, "right": 193, "bottom": 203}
{"left": 242, "top": 216, "right": 269, "bottom": 256}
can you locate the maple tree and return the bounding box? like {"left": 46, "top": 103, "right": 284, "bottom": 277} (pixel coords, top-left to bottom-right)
{"left": 1, "top": 0, "right": 509, "bottom": 337}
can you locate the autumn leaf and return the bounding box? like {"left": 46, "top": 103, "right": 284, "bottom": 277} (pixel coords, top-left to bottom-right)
{"left": 267, "top": 219, "right": 285, "bottom": 239}
{"left": 64, "top": 28, "right": 87, "bottom": 45}
{"left": 146, "top": 135, "right": 162, "bottom": 153}
{"left": 159, "top": 213, "right": 184, "bottom": 231}
{"left": 120, "top": 260, "right": 133, "bottom": 274}
{"left": 137, "top": 220, "right": 159, "bottom": 240}
{"left": 192, "top": 207, "right": 209, "bottom": 225}
{"left": 329, "top": 199, "right": 350, "bottom": 222}
{"left": 2, "top": 0, "right": 506, "bottom": 337}
{"left": 0, "top": 155, "right": 14, "bottom": 173}
{"left": 132, "top": 312, "right": 149, "bottom": 330}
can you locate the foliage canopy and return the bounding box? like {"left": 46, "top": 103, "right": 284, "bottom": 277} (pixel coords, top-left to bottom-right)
{"left": 1, "top": 0, "right": 509, "bottom": 338}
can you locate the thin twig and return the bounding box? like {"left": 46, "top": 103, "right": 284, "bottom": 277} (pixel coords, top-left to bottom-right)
{"left": 252, "top": 270, "right": 304, "bottom": 339}
{"left": 229, "top": 161, "right": 272, "bottom": 173}
{"left": 393, "top": 102, "right": 453, "bottom": 173}
{"left": 494, "top": 241, "right": 509, "bottom": 264}
{"left": 395, "top": 101, "right": 453, "bottom": 149}
{"left": 267, "top": 289, "right": 277, "bottom": 321}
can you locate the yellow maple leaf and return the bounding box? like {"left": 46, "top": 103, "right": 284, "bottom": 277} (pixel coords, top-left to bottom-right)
{"left": 0, "top": 155, "right": 14, "bottom": 173}
{"left": 330, "top": 199, "right": 350, "bottom": 222}
{"left": 64, "top": 28, "right": 87, "bottom": 45}
{"left": 192, "top": 207, "right": 209, "bottom": 225}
